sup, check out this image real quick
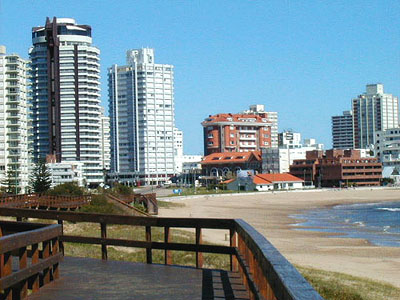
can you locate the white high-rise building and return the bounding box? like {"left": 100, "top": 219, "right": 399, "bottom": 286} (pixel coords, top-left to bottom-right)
{"left": 278, "top": 130, "right": 302, "bottom": 148}
{"left": 108, "top": 48, "right": 175, "bottom": 186}
{"left": 30, "top": 17, "right": 103, "bottom": 186}
{"left": 0, "top": 46, "right": 30, "bottom": 193}
{"left": 100, "top": 108, "right": 111, "bottom": 172}
{"left": 352, "top": 84, "right": 399, "bottom": 149}
{"left": 174, "top": 127, "right": 184, "bottom": 173}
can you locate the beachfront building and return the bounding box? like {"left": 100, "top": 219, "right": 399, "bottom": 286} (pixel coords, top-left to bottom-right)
{"left": 225, "top": 173, "right": 303, "bottom": 191}
{"left": 0, "top": 46, "right": 30, "bottom": 193}
{"left": 200, "top": 151, "right": 262, "bottom": 178}
{"left": 352, "top": 84, "right": 398, "bottom": 149}
{"left": 30, "top": 17, "right": 103, "bottom": 186}
{"left": 375, "top": 128, "right": 400, "bottom": 179}
{"left": 331, "top": 110, "right": 354, "bottom": 149}
{"left": 47, "top": 160, "right": 84, "bottom": 188}
{"left": 289, "top": 149, "right": 382, "bottom": 187}
{"left": 202, "top": 105, "right": 278, "bottom": 156}
{"left": 108, "top": 48, "right": 175, "bottom": 186}
{"left": 173, "top": 128, "right": 184, "bottom": 173}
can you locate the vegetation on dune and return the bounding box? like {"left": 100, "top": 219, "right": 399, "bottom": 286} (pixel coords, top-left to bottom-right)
{"left": 78, "top": 194, "right": 126, "bottom": 215}
{"left": 46, "top": 182, "right": 87, "bottom": 196}
{"left": 297, "top": 266, "right": 400, "bottom": 300}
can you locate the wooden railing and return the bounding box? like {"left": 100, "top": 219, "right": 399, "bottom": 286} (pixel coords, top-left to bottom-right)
{"left": 0, "top": 208, "right": 323, "bottom": 300}
{"left": 0, "top": 194, "right": 91, "bottom": 209}
{"left": 0, "top": 220, "right": 63, "bottom": 299}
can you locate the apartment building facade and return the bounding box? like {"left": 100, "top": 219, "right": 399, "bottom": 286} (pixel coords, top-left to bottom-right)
{"left": 289, "top": 149, "right": 382, "bottom": 187}
{"left": 0, "top": 46, "right": 30, "bottom": 193}
{"left": 108, "top": 48, "right": 175, "bottom": 186}
{"left": 30, "top": 17, "right": 103, "bottom": 186}
{"left": 332, "top": 110, "right": 354, "bottom": 149}
{"left": 202, "top": 105, "right": 278, "bottom": 156}
{"left": 375, "top": 128, "right": 400, "bottom": 169}
{"left": 352, "top": 84, "right": 398, "bottom": 149}
{"left": 100, "top": 109, "right": 111, "bottom": 172}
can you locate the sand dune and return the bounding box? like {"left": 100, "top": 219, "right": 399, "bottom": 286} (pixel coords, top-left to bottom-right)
{"left": 158, "top": 188, "right": 400, "bottom": 288}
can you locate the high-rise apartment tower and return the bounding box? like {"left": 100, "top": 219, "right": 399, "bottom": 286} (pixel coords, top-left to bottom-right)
{"left": 108, "top": 48, "right": 175, "bottom": 185}
{"left": 30, "top": 17, "right": 103, "bottom": 186}
{"left": 0, "top": 46, "right": 30, "bottom": 193}
{"left": 331, "top": 110, "right": 354, "bottom": 149}
{"left": 352, "top": 84, "right": 398, "bottom": 149}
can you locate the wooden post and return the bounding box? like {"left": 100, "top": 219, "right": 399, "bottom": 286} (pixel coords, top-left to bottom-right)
{"left": 31, "top": 243, "right": 40, "bottom": 292}
{"left": 12, "top": 246, "right": 28, "bottom": 299}
{"left": 230, "top": 229, "right": 238, "bottom": 272}
{"left": 1, "top": 252, "right": 12, "bottom": 300}
{"left": 164, "top": 226, "right": 172, "bottom": 265}
{"left": 52, "top": 238, "right": 60, "bottom": 279}
{"left": 58, "top": 219, "right": 64, "bottom": 255}
{"left": 195, "top": 227, "right": 203, "bottom": 268}
{"left": 42, "top": 240, "right": 51, "bottom": 284}
{"left": 101, "top": 223, "right": 107, "bottom": 260}
{"left": 146, "top": 226, "right": 152, "bottom": 264}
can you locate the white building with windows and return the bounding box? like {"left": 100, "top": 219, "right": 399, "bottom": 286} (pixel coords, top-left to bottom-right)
{"left": 0, "top": 46, "right": 30, "bottom": 193}
{"left": 278, "top": 130, "right": 302, "bottom": 148}
{"left": 375, "top": 128, "right": 400, "bottom": 170}
{"left": 352, "top": 84, "right": 398, "bottom": 149}
{"left": 30, "top": 17, "right": 103, "bottom": 186}
{"left": 108, "top": 48, "right": 175, "bottom": 186}
{"left": 100, "top": 109, "right": 111, "bottom": 172}
{"left": 47, "top": 161, "right": 84, "bottom": 187}
{"left": 174, "top": 127, "right": 183, "bottom": 173}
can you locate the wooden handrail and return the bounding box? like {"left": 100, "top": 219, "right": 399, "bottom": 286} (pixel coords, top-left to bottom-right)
{"left": 0, "top": 207, "right": 323, "bottom": 300}
{"left": 0, "top": 220, "right": 63, "bottom": 299}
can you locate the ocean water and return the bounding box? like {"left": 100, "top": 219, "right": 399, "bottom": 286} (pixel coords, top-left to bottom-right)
{"left": 291, "top": 201, "right": 400, "bottom": 247}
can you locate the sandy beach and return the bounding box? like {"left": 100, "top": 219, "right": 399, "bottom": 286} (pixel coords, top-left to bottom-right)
{"left": 158, "top": 188, "right": 400, "bottom": 288}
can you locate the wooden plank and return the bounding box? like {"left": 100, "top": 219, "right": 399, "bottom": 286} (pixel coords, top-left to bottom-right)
{"left": 61, "top": 235, "right": 234, "bottom": 254}
{"left": 42, "top": 240, "right": 51, "bottom": 284}
{"left": 52, "top": 238, "right": 60, "bottom": 279}
{"left": 195, "top": 227, "right": 203, "bottom": 268}
{"left": 31, "top": 243, "right": 39, "bottom": 292}
{"left": 230, "top": 229, "right": 237, "bottom": 272}
{"left": 0, "top": 253, "right": 62, "bottom": 290}
{"left": 145, "top": 226, "right": 152, "bottom": 264}
{"left": 19, "top": 246, "right": 28, "bottom": 298}
{"left": 0, "top": 224, "right": 62, "bottom": 254}
{"left": 234, "top": 249, "right": 261, "bottom": 300}
{"left": 164, "top": 227, "right": 172, "bottom": 265}
{"left": 100, "top": 223, "right": 107, "bottom": 260}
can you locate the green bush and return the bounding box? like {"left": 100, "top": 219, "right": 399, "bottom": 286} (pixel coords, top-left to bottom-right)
{"left": 112, "top": 183, "right": 133, "bottom": 196}
{"left": 47, "top": 182, "right": 86, "bottom": 196}
{"left": 79, "top": 194, "right": 124, "bottom": 215}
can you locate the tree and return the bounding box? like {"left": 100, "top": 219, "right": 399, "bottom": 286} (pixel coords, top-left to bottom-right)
{"left": 1, "top": 166, "right": 21, "bottom": 194}
{"left": 29, "top": 160, "right": 52, "bottom": 193}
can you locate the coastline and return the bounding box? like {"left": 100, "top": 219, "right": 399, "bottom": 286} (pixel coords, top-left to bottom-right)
{"left": 158, "top": 188, "right": 400, "bottom": 288}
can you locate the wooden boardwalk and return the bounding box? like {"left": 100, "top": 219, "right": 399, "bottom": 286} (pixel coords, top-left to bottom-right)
{"left": 27, "top": 257, "right": 250, "bottom": 300}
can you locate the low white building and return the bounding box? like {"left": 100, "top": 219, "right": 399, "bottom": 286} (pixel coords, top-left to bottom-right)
{"left": 47, "top": 161, "right": 84, "bottom": 188}
{"left": 182, "top": 155, "right": 202, "bottom": 173}
{"left": 225, "top": 173, "right": 303, "bottom": 191}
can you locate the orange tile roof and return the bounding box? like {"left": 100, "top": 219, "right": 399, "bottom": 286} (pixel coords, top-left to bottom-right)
{"left": 201, "top": 151, "right": 262, "bottom": 164}
{"left": 221, "top": 179, "right": 235, "bottom": 184}
{"left": 253, "top": 173, "right": 304, "bottom": 184}
{"left": 202, "top": 113, "right": 269, "bottom": 124}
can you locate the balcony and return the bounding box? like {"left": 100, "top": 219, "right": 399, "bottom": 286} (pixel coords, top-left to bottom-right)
{"left": 0, "top": 208, "right": 322, "bottom": 300}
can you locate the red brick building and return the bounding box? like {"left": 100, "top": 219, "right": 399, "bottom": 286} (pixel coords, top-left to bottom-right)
{"left": 289, "top": 149, "right": 382, "bottom": 187}
{"left": 200, "top": 151, "right": 262, "bottom": 177}
{"left": 201, "top": 110, "right": 276, "bottom": 156}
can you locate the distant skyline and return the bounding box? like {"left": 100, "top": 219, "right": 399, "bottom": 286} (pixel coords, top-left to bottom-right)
{"left": 1, "top": 0, "right": 399, "bottom": 154}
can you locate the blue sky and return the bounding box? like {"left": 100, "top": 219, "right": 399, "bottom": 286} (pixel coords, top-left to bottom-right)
{"left": 1, "top": 1, "right": 399, "bottom": 154}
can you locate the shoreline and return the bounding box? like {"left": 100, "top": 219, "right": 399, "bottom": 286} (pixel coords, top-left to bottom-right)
{"left": 158, "top": 188, "right": 400, "bottom": 288}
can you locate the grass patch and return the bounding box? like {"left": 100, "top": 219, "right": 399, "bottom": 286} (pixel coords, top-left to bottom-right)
{"left": 78, "top": 194, "right": 126, "bottom": 215}
{"left": 157, "top": 200, "right": 185, "bottom": 209}
{"left": 297, "top": 266, "right": 400, "bottom": 300}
